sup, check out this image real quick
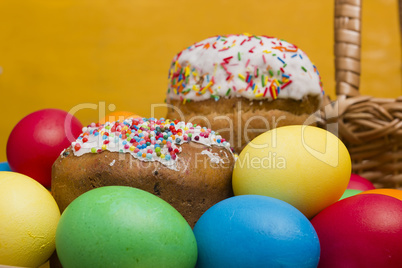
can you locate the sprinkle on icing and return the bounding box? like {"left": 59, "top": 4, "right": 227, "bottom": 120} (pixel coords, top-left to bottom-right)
{"left": 167, "top": 34, "right": 324, "bottom": 103}
{"left": 71, "top": 118, "right": 232, "bottom": 171}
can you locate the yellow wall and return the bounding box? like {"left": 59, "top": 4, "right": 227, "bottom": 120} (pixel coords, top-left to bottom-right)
{"left": 0, "top": 0, "right": 401, "bottom": 162}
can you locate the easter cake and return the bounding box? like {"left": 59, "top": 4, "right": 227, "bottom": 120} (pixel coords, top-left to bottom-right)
{"left": 166, "top": 34, "right": 324, "bottom": 152}
{"left": 51, "top": 117, "right": 235, "bottom": 227}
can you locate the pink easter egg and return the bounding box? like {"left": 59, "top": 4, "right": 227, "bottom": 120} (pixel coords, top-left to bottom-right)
{"left": 7, "top": 109, "right": 82, "bottom": 188}
{"left": 311, "top": 194, "right": 402, "bottom": 267}
{"left": 346, "top": 173, "right": 375, "bottom": 191}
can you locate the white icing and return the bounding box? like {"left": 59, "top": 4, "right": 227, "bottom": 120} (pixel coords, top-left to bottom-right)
{"left": 201, "top": 150, "right": 223, "bottom": 164}
{"left": 71, "top": 118, "right": 232, "bottom": 171}
{"left": 167, "top": 34, "right": 323, "bottom": 102}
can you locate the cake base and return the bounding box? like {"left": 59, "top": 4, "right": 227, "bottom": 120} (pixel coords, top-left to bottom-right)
{"left": 166, "top": 95, "right": 321, "bottom": 152}
{"left": 51, "top": 144, "right": 234, "bottom": 228}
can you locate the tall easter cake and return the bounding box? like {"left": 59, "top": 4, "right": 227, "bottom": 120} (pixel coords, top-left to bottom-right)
{"left": 166, "top": 34, "right": 324, "bottom": 152}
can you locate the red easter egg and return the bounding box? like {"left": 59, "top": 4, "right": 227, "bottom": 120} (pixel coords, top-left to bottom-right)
{"left": 311, "top": 194, "right": 402, "bottom": 268}
{"left": 346, "top": 173, "right": 375, "bottom": 191}
{"left": 6, "top": 109, "right": 83, "bottom": 188}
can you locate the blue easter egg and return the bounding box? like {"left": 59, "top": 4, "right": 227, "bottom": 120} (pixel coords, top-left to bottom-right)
{"left": 0, "top": 162, "right": 12, "bottom": 171}
{"left": 193, "top": 195, "right": 320, "bottom": 268}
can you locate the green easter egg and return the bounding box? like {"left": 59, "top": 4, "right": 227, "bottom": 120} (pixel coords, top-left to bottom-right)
{"left": 339, "top": 189, "right": 363, "bottom": 200}
{"left": 56, "top": 186, "right": 197, "bottom": 268}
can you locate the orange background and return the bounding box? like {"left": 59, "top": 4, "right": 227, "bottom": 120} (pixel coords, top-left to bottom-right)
{"left": 0, "top": 0, "right": 401, "bottom": 162}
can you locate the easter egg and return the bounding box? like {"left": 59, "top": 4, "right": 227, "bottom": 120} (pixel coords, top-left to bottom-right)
{"left": 0, "top": 161, "right": 11, "bottom": 171}
{"left": 347, "top": 173, "right": 375, "bottom": 191}
{"left": 0, "top": 172, "right": 60, "bottom": 267}
{"left": 193, "top": 195, "right": 320, "bottom": 268}
{"left": 98, "top": 111, "right": 141, "bottom": 124}
{"left": 339, "top": 189, "right": 363, "bottom": 200}
{"left": 56, "top": 186, "right": 197, "bottom": 268}
{"left": 311, "top": 194, "right": 402, "bottom": 267}
{"left": 6, "top": 109, "right": 83, "bottom": 188}
{"left": 358, "top": 188, "right": 402, "bottom": 201}
{"left": 233, "top": 125, "right": 351, "bottom": 218}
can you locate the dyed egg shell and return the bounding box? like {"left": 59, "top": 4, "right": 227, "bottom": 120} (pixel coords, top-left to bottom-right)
{"left": 98, "top": 111, "right": 141, "bottom": 124}
{"left": 6, "top": 109, "right": 83, "bottom": 188}
{"left": 339, "top": 189, "right": 363, "bottom": 200}
{"left": 0, "top": 172, "right": 60, "bottom": 267}
{"left": 233, "top": 125, "right": 351, "bottom": 218}
{"left": 0, "top": 161, "right": 11, "bottom": 171}
{"left": 193, "top": 195, "right": 320, "bottom": 268}
{"left": 56, "top": 186, "right": 197, "bottom": 268}
{"left": 358, "top": 188, "right": 402, "bottom": 201}
{"left": 347, "top": 173, "right": 375, "bottom": 191}
{"left": 311, "top": 194, "right": 402, "bottom": 267}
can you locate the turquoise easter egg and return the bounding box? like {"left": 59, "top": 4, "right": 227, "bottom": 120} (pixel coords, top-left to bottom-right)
{"left": 0, "top": 162, "right": 11, "bottom": 171}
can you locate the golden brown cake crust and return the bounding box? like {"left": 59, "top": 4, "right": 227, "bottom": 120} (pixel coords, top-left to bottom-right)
{"left": 166, "top": 95, "right": 320, "bottom": 152}
{"left": 51, "top": 143, "right": 235, "bottom": 228}
{"left": 168, "top": 95, "right": 320, "bottom": 115}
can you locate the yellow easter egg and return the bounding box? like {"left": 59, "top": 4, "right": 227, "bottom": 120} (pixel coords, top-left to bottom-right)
{"left": 233, "top": 125, "right": 351, "bottom": 218}
{"left": 0, "top": 172, "right": 60, "bottom": 267}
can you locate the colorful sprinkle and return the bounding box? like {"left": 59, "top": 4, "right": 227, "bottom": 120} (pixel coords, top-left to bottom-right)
{"left": 74, "top": 143, "right": 81, "bottom": 152}
{"left": 71, "top": 118, "right": 232, "bottom": 171}
{"left": 167, "top": 34, "right": 323, "bottom": 102}
{"left": 277, "top": 57, "right": 285, "bottom": 64}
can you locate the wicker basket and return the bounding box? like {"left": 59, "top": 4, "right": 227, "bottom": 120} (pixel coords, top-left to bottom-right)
{"left": 319, "top": 0, "right": 402, "bottom": 189}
